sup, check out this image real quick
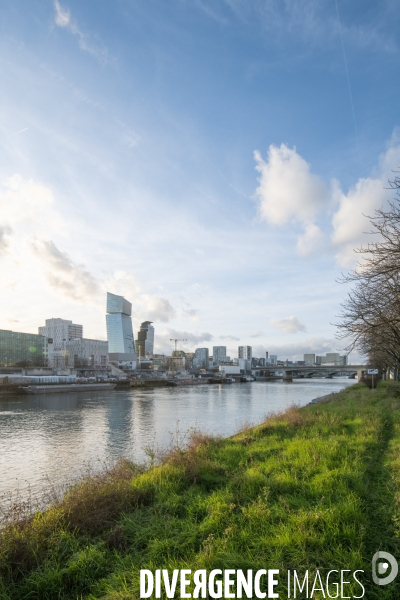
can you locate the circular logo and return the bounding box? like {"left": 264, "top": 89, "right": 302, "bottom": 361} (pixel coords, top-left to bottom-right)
{"left": 372, "top": 551, "right": 398, "bottom": 585}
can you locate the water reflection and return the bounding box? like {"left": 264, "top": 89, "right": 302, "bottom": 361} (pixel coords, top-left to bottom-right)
{"left": 0, "top": 379, "right": 354, "bottom": 504}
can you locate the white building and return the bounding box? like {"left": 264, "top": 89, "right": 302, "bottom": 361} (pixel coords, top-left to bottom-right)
{"left": 238, "top": 358, "right": 251, "bottom": 372}
{"left": 65, "top": 338, "right": 108, "bottom": 368}
{"left": 316, "top": 353, "right": 347, "bottom": 366}
{"left": 304, "top": 353, "right": 316, "bottom": 365}
{"left": 212, "top": 346, "right": 227, "bottom": 366}
{"left": 39, "top": 318, "right": 83, "bottom": 367}
{"left": 238, "top": 345, "right": 252, "bottom": 361}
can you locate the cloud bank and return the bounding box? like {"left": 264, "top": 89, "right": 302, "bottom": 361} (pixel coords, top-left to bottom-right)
{"left": 32, "top": 240, "right": 100, "bottom": 302}
{"left": 254, "top": 144, "right": 328, "bottom": 226}
{"left": 254, "top": 137, "right": 400, "bottom": 266}
{"left": 271, "top": 316, "right": 306, "bottom": 334}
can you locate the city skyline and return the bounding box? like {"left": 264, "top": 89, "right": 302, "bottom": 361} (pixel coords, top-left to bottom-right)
{"left": 1, "top": 1, "right": 399, "bottom": 362}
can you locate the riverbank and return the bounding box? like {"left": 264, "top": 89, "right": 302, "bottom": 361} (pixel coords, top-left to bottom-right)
{"left": 1, "top": 381, "right": 399, "bottom": 598}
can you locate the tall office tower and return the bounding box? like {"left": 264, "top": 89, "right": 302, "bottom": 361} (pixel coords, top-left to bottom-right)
{"left": 193, "top": 347, "right": 209, "bottom": 368}
{"left": 212, "top": 346, "right": 227, "bottom": 365}
{"left": 238, "top": 345, "right": 252, "bottom": 361}
{"left": 106, "top": 292, "right": 136, "bottom": 356}
{"left": 136, "top": 321, "right": 155, "bottom": 358}
{"left": 39, "top": 318, "right": 83, "bottom": 367}
{"left": 270, "top": 355, "right": 277, "bottom": 365}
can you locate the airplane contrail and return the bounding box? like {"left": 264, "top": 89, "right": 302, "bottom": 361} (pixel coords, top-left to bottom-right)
{"left": 335, "top": 0, "right": 360, "bottom": 161}
{"left": 15, "top": 127, "right": 28, "bottom": 134}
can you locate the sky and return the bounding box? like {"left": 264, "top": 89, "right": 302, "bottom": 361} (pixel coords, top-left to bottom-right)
{"left": 0, "top": 0, "right": 400, "bottom": 362}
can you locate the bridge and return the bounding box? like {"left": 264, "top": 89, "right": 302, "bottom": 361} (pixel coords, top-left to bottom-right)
{"left": 259, "top": 365, "right": 367, "bottom": 382}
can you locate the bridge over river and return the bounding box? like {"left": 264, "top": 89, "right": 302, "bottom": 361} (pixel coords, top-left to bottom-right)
{"left": 259, "top": 365, "right": 367, "bottom": 382}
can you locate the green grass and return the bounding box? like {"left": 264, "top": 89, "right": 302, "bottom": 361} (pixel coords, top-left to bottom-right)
{"left": 2, "top": 382, "right": 400, "bottom": 599}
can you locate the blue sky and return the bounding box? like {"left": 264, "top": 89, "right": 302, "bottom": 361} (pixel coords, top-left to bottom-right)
{"left": 0, "top": 0, "right": 399, "bottom": 361}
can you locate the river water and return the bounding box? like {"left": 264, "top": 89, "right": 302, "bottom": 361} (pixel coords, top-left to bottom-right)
{"left": 0, "top": 378, "right": 354, "bottom": 508}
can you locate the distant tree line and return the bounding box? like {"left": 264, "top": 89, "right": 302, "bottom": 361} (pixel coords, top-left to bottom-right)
{"left": 336, "top": 173, "right": 400, "bottom": 379}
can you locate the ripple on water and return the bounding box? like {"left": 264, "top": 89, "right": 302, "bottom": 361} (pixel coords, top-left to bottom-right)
{"left": 0, "top": 379, "right": 355, "bottom": 507}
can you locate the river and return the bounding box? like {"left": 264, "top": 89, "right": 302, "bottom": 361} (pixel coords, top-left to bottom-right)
{"left": 0, "top": 378, "right": 354, "bottom": 510}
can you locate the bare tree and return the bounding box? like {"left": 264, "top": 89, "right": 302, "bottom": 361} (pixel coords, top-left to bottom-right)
{"left": 336, "top": 173, "right": 400, "bottom": 378}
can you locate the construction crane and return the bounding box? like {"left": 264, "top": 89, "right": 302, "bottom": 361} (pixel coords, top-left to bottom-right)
{"left": 169, "top": 339, "right": 187, "bottom": 377}
{"left": 170, "top": 338, "right": 187, "bottom": 353}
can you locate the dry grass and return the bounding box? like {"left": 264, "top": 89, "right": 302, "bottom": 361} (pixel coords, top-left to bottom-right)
{"left": 61, "top": 459, "right": 149, "bottom": 535}
{"left": 0, "top": 459, "right": 150, "bottom": 580}
{"left": 159, "top": 430, "right": 223, "bottom": 485}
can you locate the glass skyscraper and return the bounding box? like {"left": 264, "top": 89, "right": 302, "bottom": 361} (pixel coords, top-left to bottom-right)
{"left": 135, "top": 321, "right": 154, "bottom": 358}
{"left": 106, "top": 292, "right": 135, "bottom": 354}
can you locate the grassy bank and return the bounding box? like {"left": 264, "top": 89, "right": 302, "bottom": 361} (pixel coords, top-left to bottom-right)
{"left": 1, "top": 382, "right": 400, "bottom": 599}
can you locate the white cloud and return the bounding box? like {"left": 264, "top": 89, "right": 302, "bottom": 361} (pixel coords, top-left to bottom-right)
{"left": 222, "top": 0, "right": 397, "bottom": 54}
{"left": 250, "top": 330, "right": 263, "bottom": 338}
{"left": 253, "top": 136, "right": 400, "bottom": 266}
{"left": 32, "top": 239, "right": 100, "bottom": 302}
{"left": 331, "top": 138, "right": 400, "bottom": 266}
{"left": 330, "top": 177, "right": 385, "bottom": 266}
{"left": 53, "top": 0, "right": 109, "bottom": 64}
{"left": 254, "top": 144, "right": 328, "bottom": 226}
{"left": 271, "top": 315, "right": 306, "bottom": 334}
{"left": 220, "top": 334, "right": 240, "bottom": 341}
{"left": 155, "top": 329, "right": 214, "bottom": 353}
{"left": 141, "top": 295, "right": 176, "bottom": 323}
{"left": 296, "top": 222, "right": 324, "bottom": 256}
{"left": 182, "top": 306, "right": 200, "bottom": 321}
{"left": 54, "top": 0, "right": 70, "bottom": 27}
{"left": 0, "top": 174, "right": 63, "bottom": 235}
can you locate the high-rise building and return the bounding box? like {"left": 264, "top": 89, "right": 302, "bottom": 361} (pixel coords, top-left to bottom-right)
{"left": 106, "top": 292, "right": 137, "bottom": 366}
{"left": 106, "top": 292, "right": 135, "bottom": 354}
{"left": 136, "top": 321, "right": 155, "bottom": 358}
{"left": 39, "top": 318, "right": 83, "bottom": 346}
{"left": 304, "top": 353, "right": 316, "bottom": 365}
{"left": 238, "top": 345, "right": 252, "bottom": 361}
{"left": 269, "top": 355, "right": 278, "bottom": 365}
{"left": 0, "top": 329, "right": 45, "bottom": 367}
{"left": 316, "top": 353, "right": 347, "bottom": 366}
{"left": 212, "top": 346, "right": 227, "bottom": 366}
{"left": 39, "top": 318, "right": 83, "bottom": 367}
{"left": 193, "top": 347, "right": 209, "bottom": 368}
